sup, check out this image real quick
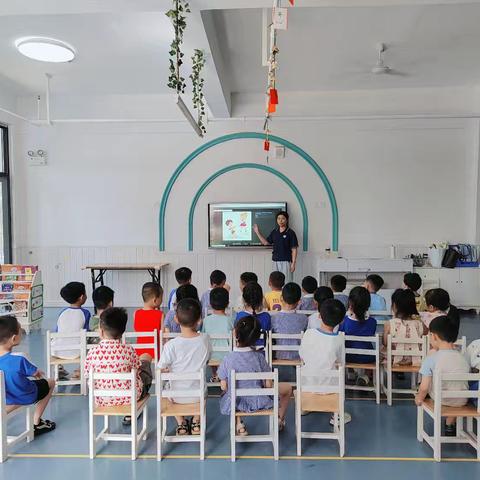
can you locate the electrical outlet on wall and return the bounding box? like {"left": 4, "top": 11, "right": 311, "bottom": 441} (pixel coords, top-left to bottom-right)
{"left": 27, "top": 149, "right": 47, "bottom": 166}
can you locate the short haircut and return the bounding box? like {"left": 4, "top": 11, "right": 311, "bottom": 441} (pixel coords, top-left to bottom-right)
{"left": 176, "top": 284, "right": 199, "bottom": 302}
{"left": 60, "top": 282, "right": 86, "bottom": 304}
{"left": 175, "top": 267, "right": 192, "bottom": 285}
{"left": 141, "top": 282, "right": 163, "bottom": 302}
{"left": 92, "top": 286, "right": 115, "bottom": 310}
{"left": 314, "top": 286, "right": 334, "bottom": 311}
{"left": 242, "top": 282, "right": 264, "bottom": 312}
{"left": 425, "top": 288, "right": 450, "bottom": 311}
{"left": 429, "top": 315, "right": 458, "bottom": 343}
{"left": 282, "top": 282, "right": 302, "bottom": 305}
{"left": 210, "top": 270, "right": 226, "bottom": 286}
{"left": 269, "top": 271, "right": 285, "bottom": 290}
{"left": 330, "top": 274, "right": 347, "bottom": 292}
{"left": 176, "top": 298, "right": 201, "bottom": 327}
{"left": 210, "top": 287, "right": 229, "bottom": 310}
{"left": 391, "top": 289, "right": 418, "bottom": 319}
{"left": 320, "top": 299, "right": 346, "bottom": 328}
{"left": 366, "top": 274, "right": 384, "bottom": 292}
{"left": 100, "top": 307, "right": 128, "bottom": 339}
{"left": 301, "top": 276, "right": 318, "bottom": 294}
{"left": 0, "top": 315, "right": 19, "bottom": 344}
{"left": 403, "top": 272, "right": 422, "bottom": 292}
{"left": 276, "top": 211, "right": 289, "bottom": 222}
{"left": 240, "top": 272, "right": 258, "bottom": 285}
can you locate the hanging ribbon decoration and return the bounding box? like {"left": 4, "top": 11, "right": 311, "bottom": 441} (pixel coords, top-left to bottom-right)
{"left": 263, "top": 1, "right": 293, "bottom": 153}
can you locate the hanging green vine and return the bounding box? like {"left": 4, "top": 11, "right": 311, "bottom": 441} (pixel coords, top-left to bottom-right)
{"left": 166, "top": 0, "right": 190, "bottom": 94}
{"left": 190, "top": 49, "right": 207, "bottom": 134}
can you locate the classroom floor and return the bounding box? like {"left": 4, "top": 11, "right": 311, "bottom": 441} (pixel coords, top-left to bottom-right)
{"left": 1, "top": 309, "right": 479, "bottom": 479}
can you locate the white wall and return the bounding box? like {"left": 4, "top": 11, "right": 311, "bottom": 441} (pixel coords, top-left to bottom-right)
{"left": 9, "top": 112, "right": 477, "bottom": 306}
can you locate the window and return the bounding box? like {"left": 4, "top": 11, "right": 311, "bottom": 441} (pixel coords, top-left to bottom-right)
{"left": 0, "top": 125, "right": 12, "bottom": 263}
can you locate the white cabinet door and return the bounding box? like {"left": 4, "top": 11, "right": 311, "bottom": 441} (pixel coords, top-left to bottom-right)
{"left": 456, "top": 269, "right": 480, "bottom": 307}
{"left": 437, "top": 269, "right": 460, "bottom": 300}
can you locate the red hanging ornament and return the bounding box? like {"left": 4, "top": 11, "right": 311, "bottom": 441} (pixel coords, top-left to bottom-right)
{"left": 268, "top": 102, "right": 276, "bottom": 114}
{"left": 269, "top": 88, "right": 278, "bottom": 105}
{"left": 289, "top": 0, "right": 294, "bottom": 5}
{"left": 264, "top": 139, "right": 270, "bottom": 151}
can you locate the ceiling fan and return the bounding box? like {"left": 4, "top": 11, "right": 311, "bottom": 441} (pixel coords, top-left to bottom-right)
{"left": 371, "top": 43, "right": 408, "bottom": 76}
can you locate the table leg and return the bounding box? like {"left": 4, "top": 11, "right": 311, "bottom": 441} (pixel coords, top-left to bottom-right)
{"left": 90, "top": 269, "right": 96, "bottom": 293}
{"left": 147, "top": 269, "right": 161, "bottom": 284}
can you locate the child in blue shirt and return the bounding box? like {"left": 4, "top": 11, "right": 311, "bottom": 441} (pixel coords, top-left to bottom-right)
{"left": 298, "top": 276, "right": 318, "bottom": 311}
{"left": 235, "top": 282, "right": 271, "bottom": 347}
{"left": 339, "top": 286, "right": 377, "bottom": 386}
{"left": 0, "top": 315, "right": 56, "bottom": 436}
{"left": 200, "top": 270, "right": 229, "bottom": 315}
{"left": 364, "top": 274, "right": 387, "bottom": 320}
{"left": 167, "top": 267, "right": 192, "bottom": 311}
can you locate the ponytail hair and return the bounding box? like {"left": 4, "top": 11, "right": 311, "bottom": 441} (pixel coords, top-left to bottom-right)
{"left": 242, "top": 282, "right": 264, "bottom": 313}
{"left": 348, "top": 286, "right": 371, "bottom": 323}
{"left": 235, "top": 315, "right": 261, "bottom": 348}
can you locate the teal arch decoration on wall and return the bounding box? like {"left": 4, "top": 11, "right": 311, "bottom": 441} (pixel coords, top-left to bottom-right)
{"left": 159, "top": 132, "right": 339, "bottom": 251}
{"left": 188, "top": 163, "right": 309, "bottom": 252}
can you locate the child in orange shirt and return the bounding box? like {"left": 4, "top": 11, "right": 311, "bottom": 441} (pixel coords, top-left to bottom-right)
{"left": 133, "top": 282, "right": 164, "bottom": 358}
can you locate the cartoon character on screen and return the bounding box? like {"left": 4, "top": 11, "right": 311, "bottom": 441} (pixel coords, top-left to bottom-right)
{"left": 225, "top": 219, "right": 237, "bottom": 239}
{"left": 239, "top": 212, "right": 250, "bottom": 236}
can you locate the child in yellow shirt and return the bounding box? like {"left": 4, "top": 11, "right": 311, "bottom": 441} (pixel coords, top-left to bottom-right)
{"left": 264, "top": 271, "right": 285, "bottom": 311}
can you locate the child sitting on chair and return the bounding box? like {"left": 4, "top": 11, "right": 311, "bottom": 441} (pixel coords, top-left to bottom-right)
{"left": 298, "top": 276, "right": 318, "bottom": 311}
{"left": 364, "top": 274, "right": 387, "bottom": 321}
{"left": 307, "top": 286, "right": 334, "bottom": 330}
{"left": 415, "top": 315, "right": 470, "bottom": 436}
{"left": 200, "top": 270, "right": 229, "bottom": 316}
{"left": 382, "top": 289, "right": 427, "bottom": 366}
{"left": 235, "top": 282, "right": 271, "bottom": 347}
{"left": 403, "top": 272, "right": 427, "bottom": 312}
{"left": 271, "top": 282, "right": 308, "bottom": 360}
{"left": 331, "top": 275, "right": 349, "bottom": 309}
{"left": 84, "top": 307, "right": 152, "bottom": 426}
{"left": 339, "top": 286, "right": 377, "bottom": 387}
{"left": 53, "top": 281, "right": 91, "bottom": 379}
{"left": 300, "top": 299, "right": 351, "bottom": 425}
{"left": 0, "top": 315, "right": 56, "bottom": 436}
{"left": 164, "top": 284, "right": 200, "bottom": 334}
{"left": 422, "top": 288, "right": 459, "bottom": 330}
{"left": 134, "top": 282, "right": 163, "bottom": 357}
{"left": 159, "top": 299, "right": 211, "bottom": 436}
{"left": 264, "top": 271, "right": 285, "bottom": 312}
{"left": 167, "top": 267, "right": 192, "bottom": 311}
{"left": 202, "top": 287, "right": 234, "bottom": 382}
{"left": 233, "top": 272, "right": 259, "bottom": 313}
{"left": 89, "top": 286, "right": 114, "bottom": 343}
{"left": 218, "top": 315, "right": 292, "bottom": 435}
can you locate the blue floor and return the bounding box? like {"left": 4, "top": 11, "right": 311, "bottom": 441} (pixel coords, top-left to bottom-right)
{"left": 1, "top": 309, "right": 479, "bottom": 479}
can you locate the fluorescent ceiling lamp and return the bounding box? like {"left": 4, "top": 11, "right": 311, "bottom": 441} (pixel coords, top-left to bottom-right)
{"left": 15, "top": 37, "right": 75, "bottom": 63}
{"left": 177, "top": 96, "right": 204, "bottom": 137}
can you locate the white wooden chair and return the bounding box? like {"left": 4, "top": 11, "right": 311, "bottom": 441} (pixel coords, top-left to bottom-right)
{"left": 268, "top": 333, "right": 303, "bottom": 386}
{"left": 207, "top": 333, "right": 233, "bottom": 387}
{"left": 159, "top": 331, "right": 180, "bottom": 353}
{"left": 426, "top": 335, "right": 467, "bottom": 355}
{"left": 230, "top": 369, "right": 279, "bottom": 462}
{"left": 417, "top": 371, "right": 480, "bottom": 461}
{"left": 123, "top": 330, "right": 159, "bottom": 366}
{"left": 383, "top": 335, "right": 427, "bottom": 406}
{"left": 343, "top": 334, "right": 381, "bottom": 404}
{"left": 294, "top": 365, "right": 345, "bottom": 457}
{"left": 86, "top": 331, "right": 101, "bottom": 351}
{"left": 88, "top": 369, "right": 149, "bottom": 460}
{"left": 46, "top": 329, "right": 87, "bottom": 395}
{"left": 0, "top": 371, "right": 34, "bottom": 462}
{"left": 156, "top": 369, "right": 206, "bottom": 461}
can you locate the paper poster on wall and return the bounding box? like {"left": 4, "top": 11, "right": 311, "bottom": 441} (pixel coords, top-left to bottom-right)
{"left": 222, "top": 211, "right": 252, "bottom": 241}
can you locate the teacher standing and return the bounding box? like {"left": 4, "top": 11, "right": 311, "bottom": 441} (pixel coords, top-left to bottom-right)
{"left": 253, "top": 211, "right": 299, "bottom": 283}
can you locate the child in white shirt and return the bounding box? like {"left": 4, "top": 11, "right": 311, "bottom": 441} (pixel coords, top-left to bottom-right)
{"left": 159, "top": 298, "right": 211, "bottom": 436}
{"left": 307, "top": 286, "right": 333, "bottom": 330}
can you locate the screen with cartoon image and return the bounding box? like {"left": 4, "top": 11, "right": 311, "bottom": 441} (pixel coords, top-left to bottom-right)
{"left": 209, "top": 202, "right": 286, "bottom": 248}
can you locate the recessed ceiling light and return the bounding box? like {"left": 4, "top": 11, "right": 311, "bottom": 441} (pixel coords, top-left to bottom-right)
{"left": 15, "top": 37, "right": 75, "bottom": 63}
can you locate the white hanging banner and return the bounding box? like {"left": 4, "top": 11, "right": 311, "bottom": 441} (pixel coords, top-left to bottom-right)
{"left": 272, "top": 7, "right": 288, "bottom": 30}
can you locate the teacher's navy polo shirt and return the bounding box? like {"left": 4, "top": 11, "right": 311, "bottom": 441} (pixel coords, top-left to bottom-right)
{"left": 267, "top": 228, "right": 299, "bottom": 262}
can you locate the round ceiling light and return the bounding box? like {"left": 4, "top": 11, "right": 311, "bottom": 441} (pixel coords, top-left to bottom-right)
{"left": 15, "top": 37, "right": 75, "bottom": 63}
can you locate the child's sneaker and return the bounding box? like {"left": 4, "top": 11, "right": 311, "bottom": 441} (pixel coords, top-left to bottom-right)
{"left": 445, "top": 423, "right": 456, "bottom": 437}
{"left": 329, "top": 412, "right": 352, "bottom": 426}
{"left": 356, "top": 374, "right": 370, "bottom": 387}
{"left": 34, "top": 419, "right": 56, "bottom": 436}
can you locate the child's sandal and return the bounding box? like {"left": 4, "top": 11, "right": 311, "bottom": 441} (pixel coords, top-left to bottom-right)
{"left": 190, "top": 421, "right": 201, "bottom": 435}
{"left": 278, "top": 417, "right": 286, "bottom": 432}
{"left": 236, "top": 421, "right": 248, "bottom": 436}
{"left": 176, "top": 421, "right": 189, "bottom": 436}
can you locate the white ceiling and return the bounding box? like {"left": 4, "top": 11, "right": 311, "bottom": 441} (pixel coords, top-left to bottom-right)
{"left": 1, "top": 1, "right": 480, "bottom": 116}
{"left": 213, "top": 4, "right": 480, "bottom": 93}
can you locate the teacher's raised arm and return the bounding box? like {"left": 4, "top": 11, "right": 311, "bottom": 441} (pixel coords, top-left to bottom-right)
{"left": 254, "top": 211, "right": 298, "bottom": 282}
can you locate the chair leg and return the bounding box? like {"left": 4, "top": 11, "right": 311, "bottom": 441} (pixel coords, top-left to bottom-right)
{"left": 375, "top": 367, "right": 380, "bottom": 405}
{"left": 387, "top": 368, "right": 392, "bottom": 406}
{"left": 339, "top": 412, "right": 345, "bottom": 458}
{"left": 433, "top": 414, "right": 441, "bottom": 462}
{"left": 26, "top": 406, "right": 34, "bottom": 442}
{"left": 131, "top": 411, "right": 137, "bottom": 461}
{"left": 416, "top": 407, "right": 423, "bottom": 442}
{"left": 273, "top": 414, "right": 279, "bottom": 461}
{"left": 89, "top": 412, "right": 95, "bottom": 459}
{"left": 230, "top": 412, "right": 236, "bottom": 462}
{"left": 157, "top": 414, "right": 162, "bottom": 462}
{"left": 295, "top": 399, "right": 301, "bottom": 456}
{"left": 0, "top": 411, "right": 7, "bottom": 463}
{"left": 456, "top": 416, "right": 463, "bottom": 438}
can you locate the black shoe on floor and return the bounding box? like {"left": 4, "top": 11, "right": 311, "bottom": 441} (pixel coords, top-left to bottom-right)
{"left": 34, "top": 419, "right": 56, "bottom": 436}
{"left": 122, "top": 416, "right": 132, "bottom": 426}
{"left": 445, "top": 424, "right": 456, "bottom": 437}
